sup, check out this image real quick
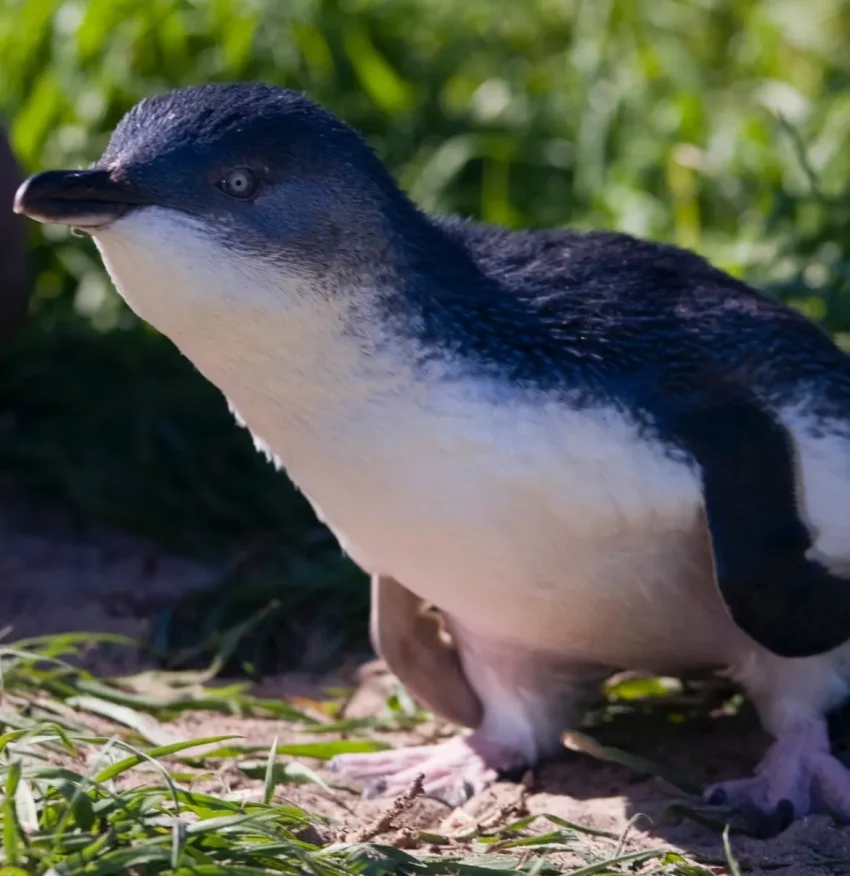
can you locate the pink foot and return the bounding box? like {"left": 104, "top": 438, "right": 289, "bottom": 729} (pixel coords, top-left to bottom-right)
{"left": 329, "top": 732, "right": 527, "bottom": 807}
{"left": 705, "top": 722, "right": 850, "bottom": 835}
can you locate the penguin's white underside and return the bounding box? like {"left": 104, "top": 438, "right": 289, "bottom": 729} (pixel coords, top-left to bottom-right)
{"left": 95, "top": 207, "right": 850, "bottom": 718}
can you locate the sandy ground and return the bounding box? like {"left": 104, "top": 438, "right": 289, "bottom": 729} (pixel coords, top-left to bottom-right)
{"left": 2, "top": 495, "right": 850, "bottom": 874}
{"left": 0, "top": 496, "right": 214, "bottom": 647}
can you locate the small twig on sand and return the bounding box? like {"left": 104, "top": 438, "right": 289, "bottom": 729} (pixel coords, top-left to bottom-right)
{"left": 480, "top": 770, "right": 533, "bottom": 833}
{"left": 348, "top": 773, "right": 426, "bottom": 843}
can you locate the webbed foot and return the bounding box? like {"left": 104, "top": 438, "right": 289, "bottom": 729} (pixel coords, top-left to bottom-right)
{"left": 330, "top": 732, "right": 527, "bottom": 807}
{"left": 705, "top": 722, "right": 850, "bottom": 836}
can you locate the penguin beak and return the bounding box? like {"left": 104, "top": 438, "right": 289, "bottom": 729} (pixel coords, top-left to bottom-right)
{"left": 13, "top": 169, "right": 150, "bottom": 229}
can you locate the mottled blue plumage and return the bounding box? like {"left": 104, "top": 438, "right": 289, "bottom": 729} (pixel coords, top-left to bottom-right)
{"left": 102, "top": 86, "right": 850, "bottom": 413}
{"left": 100, "top": 83, "right": 408, "bottom": 263}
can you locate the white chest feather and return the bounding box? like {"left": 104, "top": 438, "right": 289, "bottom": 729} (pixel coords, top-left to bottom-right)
{"left": 236, "top": 381, "right": 746, "bottom": 663}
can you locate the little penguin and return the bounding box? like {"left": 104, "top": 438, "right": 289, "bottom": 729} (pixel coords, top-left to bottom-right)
{"left": 14, "top": 82, "right": 850, "bottom": 834}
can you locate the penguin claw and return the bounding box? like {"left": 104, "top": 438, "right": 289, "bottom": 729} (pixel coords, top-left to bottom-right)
{"left": 704, "top": 722, "right": 850, "bottom": 832}
{"left": 756, "top": 799, "right": 795, "bottom": 838}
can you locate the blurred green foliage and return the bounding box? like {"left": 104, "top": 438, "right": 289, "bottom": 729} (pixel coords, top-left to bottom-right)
{"left": 1, "top": 0, "right": 850, "bottom": 554}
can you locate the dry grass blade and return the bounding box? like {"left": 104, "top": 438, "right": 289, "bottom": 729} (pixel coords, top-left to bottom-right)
{"left": 263, "top": 734, "right": 279, "bottom": 805}
{"left": 348, "top": 772, "right": 425, "bottom": 843}
{"left": 722, "top": 825, "right": 742, "bottom": 876}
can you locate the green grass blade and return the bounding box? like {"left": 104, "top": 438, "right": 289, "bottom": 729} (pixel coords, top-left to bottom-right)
{"left": 94, "top": 735, "right": 242, "bottom": 782}
{"left": 2, "top": 762, "right": 25, "bottom": 865}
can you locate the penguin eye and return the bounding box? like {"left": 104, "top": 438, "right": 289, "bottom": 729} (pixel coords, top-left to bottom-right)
{"left": 219, "top": 167, "right": 258, "bottom": 200}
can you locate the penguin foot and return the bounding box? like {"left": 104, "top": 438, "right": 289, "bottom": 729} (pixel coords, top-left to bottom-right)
{"left": 704, "top": 721, "right": 850, "bottom": 835}
{"left": 329, "top": 732, "right": 526, "bottom": 807}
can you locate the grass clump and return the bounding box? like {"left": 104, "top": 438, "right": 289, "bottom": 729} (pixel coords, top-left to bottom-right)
{"left": 0, "top": 634, "right": 737, "bottom": 876}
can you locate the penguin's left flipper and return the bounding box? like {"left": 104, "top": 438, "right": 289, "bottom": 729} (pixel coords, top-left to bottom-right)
{"left": 674, "top": 390, "right": 850, "bottom": 659}
{"left": 368, "top": 574, "right": 482, "bottom": 727}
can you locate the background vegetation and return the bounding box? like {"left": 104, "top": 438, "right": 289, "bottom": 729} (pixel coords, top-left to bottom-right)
{"left": 1, "top": 0, "right": 849, "bottom": 667}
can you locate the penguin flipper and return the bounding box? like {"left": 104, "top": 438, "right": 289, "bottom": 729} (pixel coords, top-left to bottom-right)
{"left": 674, "top": 391, "right": 850, "bottom": 659}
